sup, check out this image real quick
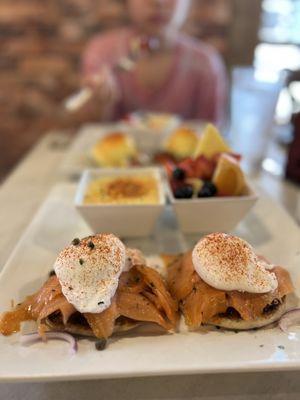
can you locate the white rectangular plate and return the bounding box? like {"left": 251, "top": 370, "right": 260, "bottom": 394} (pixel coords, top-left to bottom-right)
{"left": 0, "top": 183, "right": 300, "bottom": 382}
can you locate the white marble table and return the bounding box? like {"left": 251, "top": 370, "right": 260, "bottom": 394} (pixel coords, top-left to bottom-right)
{"left": 0, "top": 131, "right": 299, "bottom": 400}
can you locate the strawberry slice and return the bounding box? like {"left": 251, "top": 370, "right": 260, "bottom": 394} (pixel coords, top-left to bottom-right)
{"left": 212, "top": 152, "right": 242, "bottom": 164}
{"left": 178, "top": 158, "right": 196, "bottom": 178}
{"left": 194, "top": 155, "right": 216, "bottom": 180}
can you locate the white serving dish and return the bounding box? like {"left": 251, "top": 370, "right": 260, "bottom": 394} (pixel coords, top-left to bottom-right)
{"left": 167, "top": 182, "right": 258, "bottom": 233}
{"left": 0, "top": 183, "right": 300, "bottom": 382}
{"left": 75, "top": 167, "right": 166, "bottom": 238}
{"left": 128, "top": 111, "right": 181, "bottom": 154}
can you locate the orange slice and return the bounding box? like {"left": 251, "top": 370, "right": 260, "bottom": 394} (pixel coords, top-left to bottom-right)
{"left": 212, "top": 154, "right": 245, "bottom": 196}
{"left": 193, "top": 124, "right": 231, "bottom": 159}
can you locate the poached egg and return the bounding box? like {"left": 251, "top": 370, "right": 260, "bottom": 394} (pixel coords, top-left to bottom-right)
{"left": 54, "top": 233, "right": 126, "bottom": 313}
{"left": 192, "top": 233, "right": 278, "bottom": 293}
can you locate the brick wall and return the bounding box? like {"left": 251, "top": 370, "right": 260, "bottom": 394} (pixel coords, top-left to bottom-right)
{"left": 0, "top": 0, "right": 260, "bottom": 179}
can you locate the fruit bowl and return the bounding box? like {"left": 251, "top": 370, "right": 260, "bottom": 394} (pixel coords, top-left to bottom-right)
{"left": 162, "top": 123, "right": 258, "bottom": 233}
{"left": 166, "top": 181, "right": 258, "bottom": 234}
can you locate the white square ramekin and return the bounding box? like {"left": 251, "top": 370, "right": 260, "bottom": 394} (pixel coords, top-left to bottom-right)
{"left": 75, "top": 167, "right": 166, "bottom": 238}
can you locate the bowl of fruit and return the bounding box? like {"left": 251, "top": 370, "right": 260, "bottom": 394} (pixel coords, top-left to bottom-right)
{"left": 163, "top": 124, "right": 258, "bottom": 233}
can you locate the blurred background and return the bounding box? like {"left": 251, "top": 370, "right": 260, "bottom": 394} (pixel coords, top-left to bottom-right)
{"left": 1, "top": 0, "right": 300, "bottom": 181}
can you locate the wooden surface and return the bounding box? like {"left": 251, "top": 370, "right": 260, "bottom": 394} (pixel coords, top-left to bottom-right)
{"left": 0, "top": 131, "right": 299, "bottom": 400}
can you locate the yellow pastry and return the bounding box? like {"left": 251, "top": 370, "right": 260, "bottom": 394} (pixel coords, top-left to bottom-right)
{"left": 91, "top": 132, "right": 137, "bottom": 167}
{"left": 165, "top": 127, "right": 198, "bottom": 159}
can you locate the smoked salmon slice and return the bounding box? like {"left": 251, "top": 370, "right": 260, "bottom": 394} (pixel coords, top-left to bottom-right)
{"left": 0, "top": 276, "right": 76, "bottom": 335}
{"left": 181, "top": 280, "right": 227, "bottom": 328}
{"left": 117, "top": 291, "right": 172, "bottom": 331}
{"left": 0, "top": 264, "right": 178, "bottom": 338}
{"left": 167, "top": 254, "right": 294, "bottom": 329}
{"left": 228, "top": 267, "right": 294, "bottom": 321}
{"left": 167, "top": 252, "right": 199, "bottom": 301}
{"left": 84, "top": 298, "right": 119, "bottom": 339}
{"left": 135, "top": 265, "right": 178, "bottom": 325}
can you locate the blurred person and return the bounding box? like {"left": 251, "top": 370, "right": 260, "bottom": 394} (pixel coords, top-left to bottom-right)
{"left": 81, "top": 0, "right": 227, "bottom": 124}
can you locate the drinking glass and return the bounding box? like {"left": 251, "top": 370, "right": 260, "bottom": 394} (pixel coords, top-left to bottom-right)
{"left": 230, "top": 67, "right": 286, "bottom": 173}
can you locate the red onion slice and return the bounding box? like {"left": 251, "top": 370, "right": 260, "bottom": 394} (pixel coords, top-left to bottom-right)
{"left": 20, "top": 332, "right": 77, "bottom": 355}
{"left": 279, "top": 308, "right": 300, "bottom": 333}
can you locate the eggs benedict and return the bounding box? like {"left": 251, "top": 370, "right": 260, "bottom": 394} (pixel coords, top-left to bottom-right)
{"left": 0, "top": 234, "right": 178, "bottom": 339}
{"left": 167, "top": 233, "right": 294, "bottom": 330}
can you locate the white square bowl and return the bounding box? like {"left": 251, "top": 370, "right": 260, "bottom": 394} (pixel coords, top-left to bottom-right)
{"left": 128, "top": 111, "right": 181, "bottom": 154}
{"left": 75, "top": 167, "right": 166, "bottom": 238}
{"left": 167, "top": 182, "right": 258, "bottom": 234}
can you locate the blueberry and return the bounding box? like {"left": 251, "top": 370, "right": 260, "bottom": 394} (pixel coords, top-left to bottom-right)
{"left": 198, "top": 181, "right": 217, "bottom": 198}
{"left": 174, "top": 185, "right": 193, "bottom": 199}
{"left": 172, "top": 167, "right": 186, "bottom": 181}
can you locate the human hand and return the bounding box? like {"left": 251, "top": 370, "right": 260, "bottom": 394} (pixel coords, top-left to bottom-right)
{"left": 82, "top": 65, "right": 120, "bottom": 106}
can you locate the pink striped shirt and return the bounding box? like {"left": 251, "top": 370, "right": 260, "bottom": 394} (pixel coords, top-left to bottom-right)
{"left": 82, "top": 28, "right": 227, "bottom": 124}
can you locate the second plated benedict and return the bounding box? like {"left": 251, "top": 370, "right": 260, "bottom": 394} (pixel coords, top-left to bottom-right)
{"left": 167, "top": 233, "right": 294, "bottom": 330}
